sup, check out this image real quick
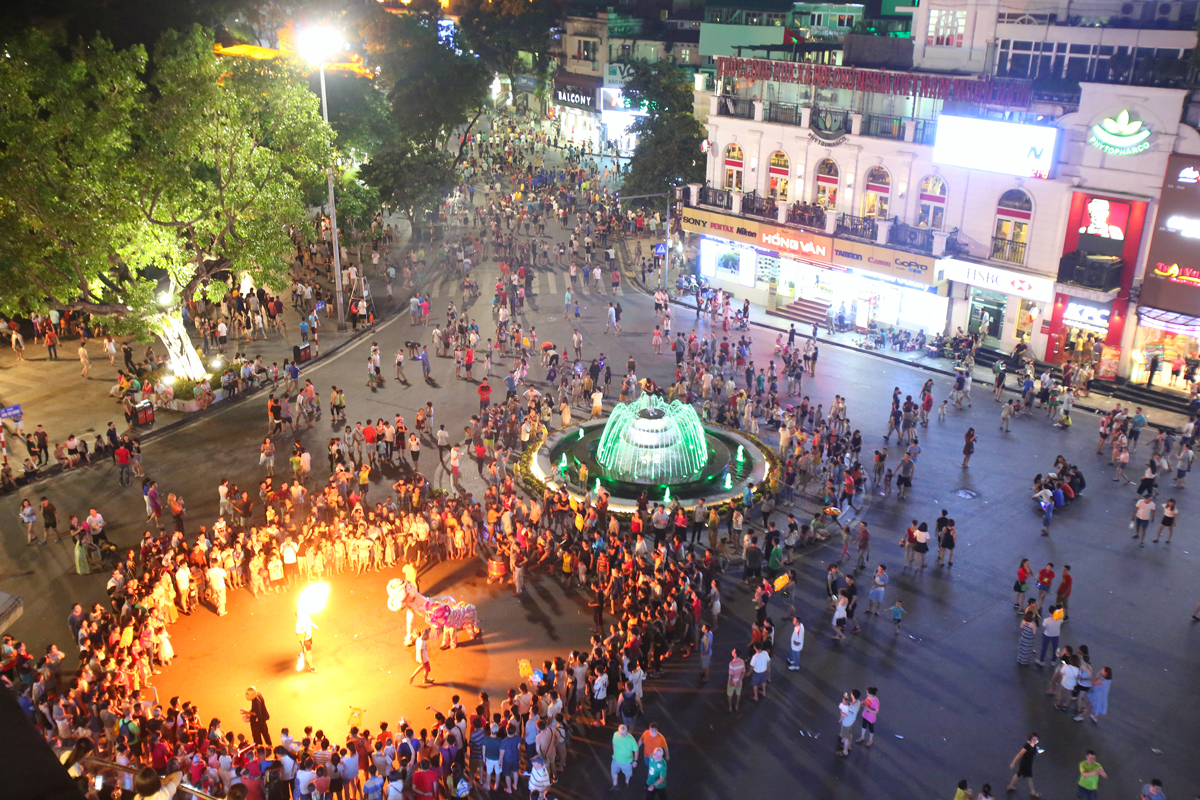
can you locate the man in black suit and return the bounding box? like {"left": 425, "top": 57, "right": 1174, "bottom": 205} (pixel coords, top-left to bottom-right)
{"left": 243, "top": 687, "right": 272, "bottom": 746}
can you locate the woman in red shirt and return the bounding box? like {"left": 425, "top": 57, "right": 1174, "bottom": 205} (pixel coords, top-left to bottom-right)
{"left": 1013, "top": 558, "right": 1032, "bottom": 610}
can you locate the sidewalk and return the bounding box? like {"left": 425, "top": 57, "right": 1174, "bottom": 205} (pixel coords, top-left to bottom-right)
{"left": 670, "top": 294, "right": 1193, "bottom": 432}
{"left": 0, "top": 215, "right": 414, "bottom": 469}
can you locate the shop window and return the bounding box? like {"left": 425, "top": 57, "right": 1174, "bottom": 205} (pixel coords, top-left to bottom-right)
{"left": 917, "top": 175, "right": 947, "bottom": 230}
{"left": 724, "top": 144, "right": 744, "bottom": 192}
{"left": 992, "top": 189, "right": 1032, "bottom": 265}
{"left": 861, "top": 166, "right": 891, "bottom": 219}
{"left": 768, "top": 151, "right": 790, "bottom": 203}
{"left": 814, "top": 157, "right": 839, "bottom": 210}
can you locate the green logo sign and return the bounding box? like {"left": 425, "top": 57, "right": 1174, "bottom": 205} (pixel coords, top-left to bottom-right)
{"left": 1089, "top": 110, "right": 1151, "bottom": 155}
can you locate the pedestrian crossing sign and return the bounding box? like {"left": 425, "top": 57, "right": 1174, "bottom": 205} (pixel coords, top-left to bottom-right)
{"left": 653, "top": 243, "right": 667, "bottom": 255}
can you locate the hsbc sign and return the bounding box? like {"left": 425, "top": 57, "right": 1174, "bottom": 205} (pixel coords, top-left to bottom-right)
{"left": 939, "top": 258, "right": 1054, "bottom": 303}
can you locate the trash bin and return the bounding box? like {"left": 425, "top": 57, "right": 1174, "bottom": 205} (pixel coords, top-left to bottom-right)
{"left": 293, "top": 342, "right": 312, "bottom": 364}
{"left": 135, "top": 401, "right": 155, "bottom": 426}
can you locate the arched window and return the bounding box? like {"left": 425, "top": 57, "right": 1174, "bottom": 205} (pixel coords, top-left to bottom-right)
{"left": 861, "top": 166, "right": 891, "bottom": 219}
{"left": 723, "top": 144, "right": 744, "bottom": 192}
{"left": 917, "top": 175, "right": 947, "bottom": 230}
{"left": 768, "top": 151, "right": 790, "bottom": 202}
{"left": 814, "top": 157, "right": 839, "bottom": 210}
{"left": 992, "top": 189, "right": 1032, "bottom": 264}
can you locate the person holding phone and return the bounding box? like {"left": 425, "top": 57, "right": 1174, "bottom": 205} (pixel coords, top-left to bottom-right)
{"left": 1006, "top": 733, "right": 1041, "bottom": 797}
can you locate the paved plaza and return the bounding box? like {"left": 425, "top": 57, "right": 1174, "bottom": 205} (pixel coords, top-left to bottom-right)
{"left": 3, "top": 240, "right": 1200, "bottom": 798}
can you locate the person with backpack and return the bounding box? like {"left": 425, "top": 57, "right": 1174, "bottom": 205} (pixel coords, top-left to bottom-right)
{"left": 442, "top": 763, "right": 470, "bottom": 799}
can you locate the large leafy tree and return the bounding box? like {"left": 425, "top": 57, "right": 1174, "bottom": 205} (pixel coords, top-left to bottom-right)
{"left": 0, "top": 26, "right": 332, "bottom": 379}
{"left": 358, "top": 142, "right": 457, "bottom": 240}
{"left": 357, "top": 8, "right": 490, "bottom": 152}
{"left": 620, "top": 60, "right": 705, "bottom": 199}
{"left": 0, "top": 30, "right": 150, "bottom": 321}
{"left": 456, "top": 0, "right": 563, "bottom": 86}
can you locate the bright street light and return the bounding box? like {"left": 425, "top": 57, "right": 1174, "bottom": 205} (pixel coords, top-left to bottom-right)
{"left": 296, "top": 26, "right": 343, "bottom": 65}
{"left": 298, "top": 25, "right": 348, "bottom": 332}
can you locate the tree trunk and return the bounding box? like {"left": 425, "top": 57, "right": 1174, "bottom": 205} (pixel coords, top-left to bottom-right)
{"left": 150, "top": 311, "right": 207, "bottom": 381}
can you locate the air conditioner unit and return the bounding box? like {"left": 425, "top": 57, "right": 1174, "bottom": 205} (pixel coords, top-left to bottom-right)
{"left": 1155, "top": 1, "right": 1181, "bottom": 21}
{"left": 1119, "top": 2, "right": 1142, "bottom": 15}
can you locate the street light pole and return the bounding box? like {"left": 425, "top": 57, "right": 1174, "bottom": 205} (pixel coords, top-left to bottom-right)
{"left": 316, "top": 64, "right": 347, "bottom": 332}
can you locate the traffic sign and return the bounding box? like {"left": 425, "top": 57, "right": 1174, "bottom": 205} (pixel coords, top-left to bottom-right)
{"left": 0, "top": 404, "right": 21, "bottom": 420}
{"left": 314, "top": 301, "right": 326, "bottom": 312}
{"left": 653, "top": 243, "right": 667, "bottom": 255}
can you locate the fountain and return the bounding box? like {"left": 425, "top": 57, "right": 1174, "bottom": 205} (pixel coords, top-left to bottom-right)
{"left": 530, "top": 393, "right": 771, "bottom": 511}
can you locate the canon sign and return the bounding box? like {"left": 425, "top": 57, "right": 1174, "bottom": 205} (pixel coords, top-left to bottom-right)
{"left": 761, "top": 231, "right": 827, "bottom": 258}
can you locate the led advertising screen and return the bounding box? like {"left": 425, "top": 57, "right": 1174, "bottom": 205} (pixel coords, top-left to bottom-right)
{"left": 932, "top": 115, "right": 1058, "bottom": 179}
{"left": 699, "top": 237, "right": 758, "bottom": 287}
{"left": 1076, "top": 196, "right": 1130, "bottom": 258}
{"left": 1141, "top": 154, "right": 1200, "bottom": 315}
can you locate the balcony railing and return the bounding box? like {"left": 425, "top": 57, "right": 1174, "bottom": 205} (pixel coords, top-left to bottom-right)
{"left": 787, "top": 204, "right": 827, "bottom": 230}
{"left": 913, "top": 119, "right": 938, "bottom": 145}
{"left": 991, "top": 237, "right": 1027, "bottom": 265}
{"left": 862, "top": 114, "right": 905, "bottom": 141}
{"left": 765, "top": 102, "right": 804, "bottom": 126}
{"left": 837, "top": 213, "right": 878, "bottom": 241}
{"left": 811, "top": 106, "right": 849, "bottom": 136}
{"left": 888, "top": 221, "right": 935, "bottom": 254}
{"left": 945, "top": 228, "right": 968, "bottom": 257}
{"left": 1057, "top": 253, "right": 1123, "bottom": 292}
{"left": 741, "top": 192, "right": 778, "bottom": 220}
{"left": 716, "top": 96, "right": 755, "bottom": 119}
{"left": 698, "top": 185, "right": 733, "bottom": 211}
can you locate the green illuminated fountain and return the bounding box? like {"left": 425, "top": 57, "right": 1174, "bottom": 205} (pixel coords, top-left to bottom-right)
{"left": 534, "top": 392, "right": 770, "bottom": 509}
{"left": 595, "top": 395, "right": 708, "bottom": 484}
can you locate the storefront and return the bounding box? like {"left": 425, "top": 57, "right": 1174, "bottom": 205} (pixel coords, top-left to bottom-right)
{"left": 1132, "top": 154, "right": 1200, "bottom": 389}
{"left": 552, "top": 73, "right": 602, "bottom": 149}
{"left": 1056, "top": 296, "right": 1114, "bottom": 363}
{"left": 598, "top": 88, "right": 646, "bottom": 153}
{"left": 682, "top": 206, "right": 948, "bottom": 332}
{"left": 939, "top": 258, "right": 1056, "bottom": 351}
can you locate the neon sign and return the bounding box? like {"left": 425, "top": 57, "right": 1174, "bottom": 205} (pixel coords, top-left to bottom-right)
{"left": 1089, "top": 110, "right": 1151, "bottom": 155}
{"left": 1154, "top": 262, "right": 1200, "bottom": 287}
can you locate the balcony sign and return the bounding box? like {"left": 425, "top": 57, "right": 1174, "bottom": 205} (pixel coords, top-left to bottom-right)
{"left": 939, "top": 258, "right": 1055, "bottom": 303}
{"left": 933, "top": 115, "right": 1057, "bottom": 179}
{"left": 1089, "top": 110, "right": 1152, "bottom": 156}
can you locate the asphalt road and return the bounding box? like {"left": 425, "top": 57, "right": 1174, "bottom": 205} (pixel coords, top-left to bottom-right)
{"left": 3, "top": 246, "right": 1200, "bottom": 799}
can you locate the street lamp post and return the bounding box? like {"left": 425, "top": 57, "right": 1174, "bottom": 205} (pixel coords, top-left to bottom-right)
{"left": 299, "top": 27, "right": 348, "bottom": 332}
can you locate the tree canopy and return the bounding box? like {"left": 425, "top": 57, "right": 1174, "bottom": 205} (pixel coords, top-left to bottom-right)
{"left": 0, "top": 26, "right": 332, "bottom": 334}
{"left": 619, "top": 60, "right": 706, "bottom": 200}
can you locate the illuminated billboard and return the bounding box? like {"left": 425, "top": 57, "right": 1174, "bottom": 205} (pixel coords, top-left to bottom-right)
{"left": 1141, "top": 154, "right": 1200, "bottom": 315}
{"left": 932, "top": 115, "right": 1058, "bottom": 179}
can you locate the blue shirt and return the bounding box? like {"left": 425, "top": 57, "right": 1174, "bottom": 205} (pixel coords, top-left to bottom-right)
{"left": 363, "top": 776, "right": 385, "bottom": 800}
{"left": 499, "top": 736, "right": 520, "bottom": 770}
{"left": 892, "top": 606, "right": 904, "bottom": 620}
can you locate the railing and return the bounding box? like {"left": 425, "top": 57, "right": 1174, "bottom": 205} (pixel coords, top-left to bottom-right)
{"left": 990, "top": 236, "right": 1027, "bottom": 265}
{"left": 811, "top": 107, "right": 849, "bottom": 135}
{"left": 678, "top": 185, "right": 691, "bottom": 205}
{"left": 765, "top": 102, "right": 804, "bottom": 126}
{"left": 888, "top": 221, "right": 935, "bottom": 253}
{"left": 913, "top": 119, "right": 938, "bottom": 145}
{"left": 698, "top": 185, "right": 733, "bottom": 211}
{"left": 82, "top": 758, "right": 219, "bottom": 800}
{"left": 837, "top": 213, "right": 878, "bottom": 241}
{"left": 741, "top": 192, "right": 778, "bottom": 221}
{"left": 862, "top": 114, "right": 905, "bottom": 141}
{"left": 1057, "top": 253, "right": 1123, "bottom": 292}
{"left": 945, "top": 228, "right": 968, "bottom": 257}
{"left": 787, "top": 204, "right": 827, "bottom": 230}
{"left": 716, "top": 96, "right": 755, "bottom": 119}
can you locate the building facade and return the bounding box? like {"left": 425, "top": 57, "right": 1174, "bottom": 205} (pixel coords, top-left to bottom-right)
{"left": 684, "top": 0, "right": 1200, "bottom": 386}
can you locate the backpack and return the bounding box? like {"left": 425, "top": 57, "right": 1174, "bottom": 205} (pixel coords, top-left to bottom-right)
{"left": 454, "top": 777, "right": 470, "bottom": 798}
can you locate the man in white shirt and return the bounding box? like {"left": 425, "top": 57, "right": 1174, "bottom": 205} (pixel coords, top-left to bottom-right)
{"left": 749, "top": 643, "right": 771, "bottom": 700}
{"left": 207, "top": 561, "right": 228, "bottom": 616}
{"left": 1132, "top": 496, "right": 1156, "bottom": 546}
{"left": 787, "top": 617, "right": 805, "bottom": 671}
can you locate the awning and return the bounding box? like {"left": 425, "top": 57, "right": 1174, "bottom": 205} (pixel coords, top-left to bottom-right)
{"left": 1137, "top": 306, "right": 1200, "bottom": 336}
